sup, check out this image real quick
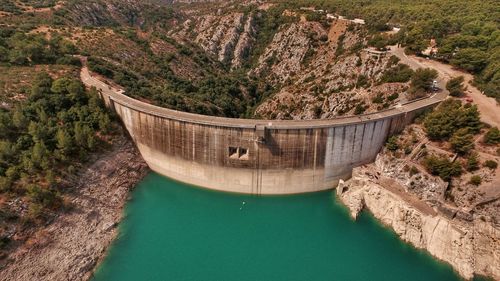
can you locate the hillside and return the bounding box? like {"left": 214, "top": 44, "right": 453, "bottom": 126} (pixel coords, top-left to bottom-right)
{"left": 0, "top": 1, "right": 498, "bottom": 279}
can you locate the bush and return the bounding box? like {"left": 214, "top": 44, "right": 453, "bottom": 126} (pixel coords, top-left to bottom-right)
{"left": 423, "top": 154, "right": 462, "bottom": 181}
{"left": 468, "top": 175, "right": 482, "bottom": 186}
{"left": 372, "top": 95, "right": 384, "bottom": 104}
{"left": 27, "top": 185, "right": 61, "bottom": 209}
{"left": 424, "top": 100, "right": 481, "bottom": 140}
{"left": 446, "top": 76, "right": 466, "bottom": 97}
{"left": 408, "top": 68, "right": 438, "bottom": 100}
{"left": 386, "top": 135, "right": 399, "bottom": 151}
{"left": 465, "top": 153, "right": 480, "bottom": 171}
{"left": 484, "top": 160, "right": 498, "bottom": 170}
{"left": 379, "top": 64, "right": 414, "bottom": 83}
{"left": 483, "top": 127, "right": 500, "bottom": 144}
{"left": 354, "top": 104, "right": 366, "bottom": 115}
{"left": 409, "top": 166, "right": 419, "bottom": 176}
{"left": 450, "top": 128, "right": 474, "bottom": 154}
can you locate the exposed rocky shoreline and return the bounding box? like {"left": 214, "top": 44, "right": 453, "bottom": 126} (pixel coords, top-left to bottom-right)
{"left": 0, "top": 135, "right": 148, "bottom": 281}
{"left": 337, "top": 159, "right": 500, "bottom": 280}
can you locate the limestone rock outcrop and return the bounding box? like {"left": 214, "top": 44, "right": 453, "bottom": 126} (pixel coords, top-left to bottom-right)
{"left": 337, "top": 169, "right": 500, "bottom": 280}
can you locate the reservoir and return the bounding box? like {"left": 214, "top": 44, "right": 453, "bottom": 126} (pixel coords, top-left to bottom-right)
{"left": 92, "top": 173, "right": 473, "bottom": 281}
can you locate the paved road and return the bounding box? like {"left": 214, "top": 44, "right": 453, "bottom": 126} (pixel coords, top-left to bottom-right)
{"left": 81, "top": 66, "right": 444, "bottom": 129}
{"left": 389, "top": 46, "right": 499, "bottom": 127}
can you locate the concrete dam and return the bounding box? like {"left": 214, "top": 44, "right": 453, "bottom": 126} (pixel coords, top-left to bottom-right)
{"left": 81, "top": 67, "right": 446, "bottom": 194}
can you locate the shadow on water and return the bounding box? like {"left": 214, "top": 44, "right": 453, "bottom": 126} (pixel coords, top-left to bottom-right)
{"left": 92, "top": 173, "right": 491, "bottom": 281}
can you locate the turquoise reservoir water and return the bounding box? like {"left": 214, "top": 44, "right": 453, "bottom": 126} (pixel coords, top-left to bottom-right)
{"left": 93, "top": 173, "right": 472, "bottom": 281}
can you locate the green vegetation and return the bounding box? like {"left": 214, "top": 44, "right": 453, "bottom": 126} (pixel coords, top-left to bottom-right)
{"left": 0, "top": 0, "right": 21, "bottom": 14}
{"left": 385, "top": 135, "right": 399, "bottom": 151}
{"left": 483, "top": 127, "right": 500, "bottom": 144}
{"left": 449, "top": 128, "right": 474, "bottom": 155}
{"left": 87, "top": 55, "right": 263, "bottom": 118}
{"left": 484, "top": 160, "right": 498, "bottom": 170}
{"left": 409, "top": 166, "right": 419, "bottom": 176}
{"left": 468, "top": 175, "right": 481, "bottom": 186}
{"left": 465, "top": 153, "right": 480, "bottom": 171}
{"left": 0, "top": 73, "right": 112, "bottom": 222}
{"left": 446, "top": 76, "right": 466, "bottom": 97}
{"left": 408, "top": 68, "right": 438, "bottom": 100}
{"left": 0, "top": 26, "right": 78, "bottom": 66}
{"left": 423, "top": 100, "right": 481, "bottom": 140}
{"left": 423, "top": 154, "right": 462, "bottom": 181}
{"left": 353, "top": 103, "right": 366, "bottom": 115}
{"left": 286, "top": 0, "right": 499, "bottom": 100}
{"left": 20, "top": 0, "right": 56, "bottom": 8}
{"left": 379, "top": 63, "right": 414, "bottom": 83}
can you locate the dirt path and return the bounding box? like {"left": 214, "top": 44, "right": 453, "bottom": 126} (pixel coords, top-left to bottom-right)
{"left": 0, "top": 137, "right": 148, "bottom": 281}
{"left": 389, "top": 46, "right": 499, "bottom": 127}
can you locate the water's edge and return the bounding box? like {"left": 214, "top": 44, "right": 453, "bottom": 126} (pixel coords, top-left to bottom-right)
{"left": 92, "top": 173, "right": 477, "bottom": 281}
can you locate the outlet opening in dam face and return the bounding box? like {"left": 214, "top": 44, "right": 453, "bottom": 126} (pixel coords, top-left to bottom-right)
{"left": 91, "top": 173, "right": 486, "bottom": 281}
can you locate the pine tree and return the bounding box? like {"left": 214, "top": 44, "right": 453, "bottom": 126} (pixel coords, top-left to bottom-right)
{"left": 56, "top": 128, "right": 72, "bottom": 158}
{"left": 450, "top": 128, "right": 474, "bottom": 154}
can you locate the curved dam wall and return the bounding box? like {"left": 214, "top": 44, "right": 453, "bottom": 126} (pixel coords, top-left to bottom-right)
{"left": 81, "top": 68, "right": 445, "bottom": 194}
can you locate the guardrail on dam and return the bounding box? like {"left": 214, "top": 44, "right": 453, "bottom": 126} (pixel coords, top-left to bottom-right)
{"left": 81, "top": 67, "right": 446, "bottom": 194}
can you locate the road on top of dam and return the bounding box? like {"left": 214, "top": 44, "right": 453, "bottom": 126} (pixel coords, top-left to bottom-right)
{"left": 80, "top": 65, "right": 448, "bottom": 129}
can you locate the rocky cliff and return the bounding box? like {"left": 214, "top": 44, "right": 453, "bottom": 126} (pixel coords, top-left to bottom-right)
{"left": 337, "top": 163, "right": 500, "bottom": 280}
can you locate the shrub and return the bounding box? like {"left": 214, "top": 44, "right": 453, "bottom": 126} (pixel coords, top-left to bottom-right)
{"left": 379, "top": 63, "right": 414, "bottom": 83}
{"left": 483, "top": 127, "right": 500, "bottom": 144}
{"left": 409, "top": 166, "right": 419, "bottom": 176}
{"left": 354, "top": 104, "right": 366, "bottom": 115}
{"left": 423, "top": 154, "right": 462, "bottom": 181}
{"left": 386, "top": 135, "right": 399, "bottom": 151}
{"left": 446, "top": 76, "right": 466, "bottom": 97}
{"left": 408, "top": 68, "right": 438, "bottom": 100}
{"left": 465, "top": 153, "right": 480, "bottom": 171}
{"left": 356, "top": 75, "right": 370, "bottom": 88}
{"left": 423, "top": 99, "right": 481, "bottom": 140}
{"left": 372, "top": 95, "right": 384, "bottom": 104}
{"left": 484, "top": 160, "right": 498, "bottom": 170}
{"left": 450, "top": 128, "right": 474, "bottom": 154}
{"left": 468, "top": 175, "right": 482, "bottom": 186}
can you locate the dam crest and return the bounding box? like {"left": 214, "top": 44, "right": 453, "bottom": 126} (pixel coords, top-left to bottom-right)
{"left": 81, "top": 67, "right": 446, "bottom": 194}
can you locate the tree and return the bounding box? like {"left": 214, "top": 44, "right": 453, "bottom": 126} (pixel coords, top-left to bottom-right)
{"left": 484, "top": 127, "right": 500, "bottom": 144}
{"left": 379, "top": 64, "right": 414, "bottom": 83}
{"left": 450, "top": 48, "right": 488, "bottom": 73}
{"left": 450, "top": 128, "right": 474, "bottom": 154}
{"left": 423, "top": 154, "right": 462, "bottom": 181}
{"left": 31, "top": 141, "right": 49, "bottom": 170}
{"left": 446, "top": 76, "right": 466, "bottom": 97}
{"left": 465, "top": 153, "right": 480, "bottom": 171}
{"left": 30, "top": 72, "right": 53, "bottom": 100}
{"left": 386, "top": 136, "right": 399, "bottom": 151}
{"left": 408, "top": 68, "right": 438, "bottom": 100}
{"left": 56, "top": 128, "right": 73, "bottom": 158}
{"left": 98, "top": 113, "right": 111, "bottom": 134}
{"left": 12, "top": 106, "right": 28, "bottom": 128}
{"left": 424, "top": 100, "right": 481, "bottom": 140}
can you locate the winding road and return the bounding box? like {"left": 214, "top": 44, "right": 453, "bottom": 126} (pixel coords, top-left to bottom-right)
{"left": 389, "top": 46, "right": 499, "bottom": 127}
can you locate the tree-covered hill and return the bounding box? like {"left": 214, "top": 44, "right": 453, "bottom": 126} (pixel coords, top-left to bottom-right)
{"left": 281, "top": 0, "right": 499, "bottom": 100}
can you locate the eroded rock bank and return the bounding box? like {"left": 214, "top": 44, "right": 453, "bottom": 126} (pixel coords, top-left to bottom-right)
{"left": 337, "top": 162, "right": 500, "bottom": 280}
{"left": 0, "top": 136, "right": 148, "bottom": 281}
